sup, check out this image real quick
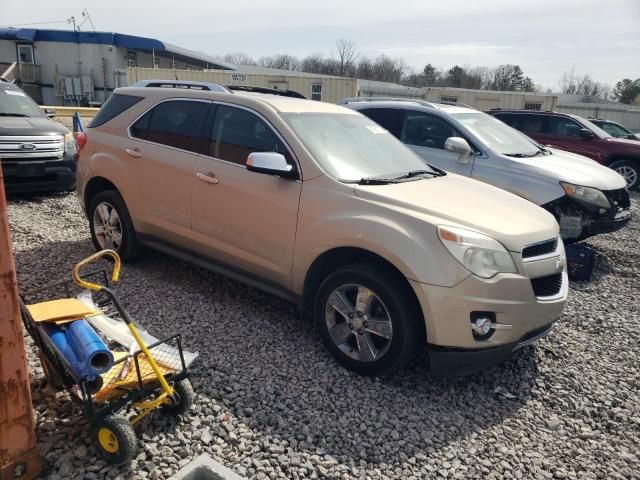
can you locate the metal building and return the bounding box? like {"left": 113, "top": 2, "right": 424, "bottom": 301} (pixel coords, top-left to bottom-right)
{"left": 0, "top": 28, "right": 234, "bottom": 106}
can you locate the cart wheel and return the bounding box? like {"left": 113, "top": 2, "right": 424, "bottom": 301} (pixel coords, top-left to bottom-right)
{"left": 163, "top": 379, "right": 195, "bottom": 416}
{"left": 93, "top": 415, "right": 137, "bottom": 464}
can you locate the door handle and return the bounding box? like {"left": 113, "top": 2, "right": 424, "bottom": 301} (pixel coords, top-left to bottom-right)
{"left": 125, "top": 148, "right": 142, "bottom": 158}
{"left": 196, "top": 172, "right": 219, "bottom": 185}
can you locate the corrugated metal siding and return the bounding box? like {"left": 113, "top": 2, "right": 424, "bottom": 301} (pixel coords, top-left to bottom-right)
{"left": 556, "top": 103, "right": 640, "bottom": 130}
{"left": 424, "top": 87, "right": 558, "bottom": 111}
{"left": 126, "top": 67, "right": 358, "bottom": 103}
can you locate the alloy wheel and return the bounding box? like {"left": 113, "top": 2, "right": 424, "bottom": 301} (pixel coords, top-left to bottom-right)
{"left": 615, "top": 165, "right": 638, "bottom": 188}
{"left": 93, "top": 202, "right": 123, "bottom": 250}
{"left": 324, "top": 283, "right": 393, "bottom": 363}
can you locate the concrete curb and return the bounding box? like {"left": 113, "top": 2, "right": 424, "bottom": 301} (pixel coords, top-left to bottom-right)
{"left": 168, "top": 454, "right": 246, "bottom": 480}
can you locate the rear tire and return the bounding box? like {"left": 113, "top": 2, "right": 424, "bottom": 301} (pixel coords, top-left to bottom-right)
{"left": 314, "top": 262, "right": 424, "bottom": 376}
{"left": 88, "top": 190, "right": 143, "bottom": 261}
{"left": 609, "top": 159, "right": 639, "bottom": 190}
{"left": 162, "top": 379, "right": 195, "bottom": 416}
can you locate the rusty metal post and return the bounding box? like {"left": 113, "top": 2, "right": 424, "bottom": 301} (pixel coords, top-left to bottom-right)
{"left": 0, "top": 164, "right": 42, "bottom": 479}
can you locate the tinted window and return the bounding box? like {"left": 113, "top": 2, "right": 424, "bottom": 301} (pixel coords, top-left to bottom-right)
{"left": 141, "top": 100, "right": 209, "bottom": 152}
{"left": 130, "top": 111, "right": 151, "bottom": 139}
{"left": 518, "top": 114, "right": 547, "bottom": 134}
{"left": 492, "top": 113, "right": 519, "bottom": 128}
{"left": 89, "top": 94, "right": 143, "bottom": 127}
{"left": 403, "top": 112, "right": 460, "bottom": 150}
{"left": 546, "top": 116, "right": 583, "bottom": 137}
{"left": 360, "top": 108, "right": 405, "bottom": 137}
{"left": 208, "top": 105, "right": 291, "bottom": 165}
{"left": 598, "top": 122, "right": 630, "bottom": 138}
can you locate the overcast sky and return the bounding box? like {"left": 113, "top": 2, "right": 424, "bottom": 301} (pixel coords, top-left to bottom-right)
{"left": 1, "top": 0, "right": 638, "bottom": 89}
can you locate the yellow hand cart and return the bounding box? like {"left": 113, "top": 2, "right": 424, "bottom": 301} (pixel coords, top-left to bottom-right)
{"left": 20, "top": 250, "right": 194, "bottom": 464}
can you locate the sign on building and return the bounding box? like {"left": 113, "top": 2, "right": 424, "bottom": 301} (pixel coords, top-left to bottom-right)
{"left": 231, "top": 73, "right": 247, "bottom": 85}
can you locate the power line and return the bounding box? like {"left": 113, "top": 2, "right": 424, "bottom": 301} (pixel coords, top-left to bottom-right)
{"left": 0, "top": 19, "right": 69, "bottom": 27}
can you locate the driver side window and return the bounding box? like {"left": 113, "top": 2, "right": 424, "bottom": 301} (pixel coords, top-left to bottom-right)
{"left": 546, "top": 117, "right": 583, "bottom": 137}
{"left": 206, "top": 105, "right": 292, "bottom": 165}
{"left": 402, "top": 112, "right": 461, "bottom": 150}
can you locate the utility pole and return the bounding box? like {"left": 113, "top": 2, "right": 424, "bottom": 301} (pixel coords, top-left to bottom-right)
{"left": 0, "top": 164, "right": 42, "bottom": 479}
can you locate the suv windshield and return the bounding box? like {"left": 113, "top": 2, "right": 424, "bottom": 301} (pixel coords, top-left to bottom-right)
{"left": 0, "top": 87, "right": 45, "bottom": 117}
{"left": 283, "top": 112, "right": 434, "bottom": 181}
{"left": 451, "top": 111, "right": 540, "bottom": 156}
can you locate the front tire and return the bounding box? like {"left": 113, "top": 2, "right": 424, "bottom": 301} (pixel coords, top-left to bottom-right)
{"left": 609, "top": 159, "right": 639, "bottom": 190}
{"left": 93, "top": 415, "right": 137, "bottom": 464}
{"left": 314, "top": 263, "right": 424, "bottom": 376}
{"left": 88, "top": 190, "right": 143, "bottom": 261}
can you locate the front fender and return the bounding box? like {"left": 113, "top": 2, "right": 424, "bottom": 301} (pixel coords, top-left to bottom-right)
{"left": 292, "top": 181, "right": 470, "bottom": 294}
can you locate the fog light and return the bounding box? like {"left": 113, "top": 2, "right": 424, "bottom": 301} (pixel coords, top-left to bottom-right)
{"left": 473, "top": 317, "right": 493, "bottom": 335}
{"left": 470, "top": 311, "right": 496, "bottom": 340}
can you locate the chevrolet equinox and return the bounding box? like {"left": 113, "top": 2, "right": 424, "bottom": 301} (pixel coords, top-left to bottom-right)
{"left": 77, "top": 80, "right": 568, "bottom": 376}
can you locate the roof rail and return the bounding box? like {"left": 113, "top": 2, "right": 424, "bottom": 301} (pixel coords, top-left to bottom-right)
{"left": 338, "top": 97, "right": 436, "bottom": 108}
{"left": 131, "top": 80, "right": 230, "bottom": 93}
{"left": 226, "top": 85, "right": 306, "bottom": 99}
{"left": 430, "top": 100, "right": 473, "bottom": 109}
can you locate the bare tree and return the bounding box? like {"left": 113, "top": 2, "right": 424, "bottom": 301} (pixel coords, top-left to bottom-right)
{"left": 258, "top": 54, "right": 301, "bottom": 71}
{"left": 220, "top": 52, "right": 255, "bottom": 66}
{"left": 558, "top": 68, "right": 610, "bottom": 99}
{"left": 334, "top": 39, "right": 358, "bottom": 77}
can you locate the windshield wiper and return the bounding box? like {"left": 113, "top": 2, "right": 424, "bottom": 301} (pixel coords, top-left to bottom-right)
{"left": 356, "top": 177, "right": 401, "bottom": 185}
{"left": 0, "top": 112, "right": 29, "bottom": 117}
{"left": 389, "top": 169, "right": 443, "bottom": 180}
{"left": 505, "top": 152, "right": 537, "bottom": 158}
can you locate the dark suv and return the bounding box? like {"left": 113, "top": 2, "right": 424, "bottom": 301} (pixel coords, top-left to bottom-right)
{"left": 487, "top": 110, "right": 640, "bottom": 190}
{"left": 0, "top": 80, "right": 77, "bottom": 193}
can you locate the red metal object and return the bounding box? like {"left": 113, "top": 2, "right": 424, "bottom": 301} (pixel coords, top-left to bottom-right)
{"left": 0, "top": 164, "right": 42, "bottom": 480}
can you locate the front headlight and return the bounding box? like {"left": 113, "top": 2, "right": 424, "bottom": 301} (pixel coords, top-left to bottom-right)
{"left": 64, "top": 132, "right": 76, "bottom": 152}
{"left": 437, "top": 225, "right": 517, "bottom": 279}
{"left": 560, "top": 182, "right": 610, "bottom": 209}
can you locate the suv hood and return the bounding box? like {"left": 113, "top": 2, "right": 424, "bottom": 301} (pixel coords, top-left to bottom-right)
{"left": 514, "top": 148, "right": 627, "bottom": 191}
{"left": 0, "top": 116, "right": 68, "bottom": 136}
{"left": 354, "top": 174, "right": 558, "bottom": 252}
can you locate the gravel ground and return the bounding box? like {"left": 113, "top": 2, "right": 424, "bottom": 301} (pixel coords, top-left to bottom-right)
{"left": 7, "top": 191, "right": 639, "bottom": 480}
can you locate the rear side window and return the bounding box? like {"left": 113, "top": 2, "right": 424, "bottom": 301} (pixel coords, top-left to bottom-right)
{"left": 359, "top": 108, "right": 405, "bottom": 137}
{"left": 492, "top": 113, "right": 519, "bottom": 128}
{"left": 207, "top": 105, "right": 292, "bottom": 165}
{"left": 89, "top": 94, "right": 143, "bottom": 127}
{"left": 131, "top": 100, "right": 209, "bottom": 153}
{"left": 402, "top": 112, "right": 461, "bottom": 150}
{"left": 518, "top": 115, "right": 547, "bottom": 134}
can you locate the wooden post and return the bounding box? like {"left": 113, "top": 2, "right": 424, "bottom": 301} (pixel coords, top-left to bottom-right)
{"left": 0, "top": 164, "right": 42, "bottom": 479}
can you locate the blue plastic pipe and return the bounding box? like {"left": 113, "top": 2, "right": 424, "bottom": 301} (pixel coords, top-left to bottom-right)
{"left": 65, "top": 319, "right": 114, "bottom": 376}
{"left": 41, "top": 323, "right": 92, "bottom": 381}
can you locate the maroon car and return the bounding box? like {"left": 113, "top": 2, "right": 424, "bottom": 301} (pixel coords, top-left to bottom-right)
{"left": 487, "top": 110, "right": 639, "bottom": 190}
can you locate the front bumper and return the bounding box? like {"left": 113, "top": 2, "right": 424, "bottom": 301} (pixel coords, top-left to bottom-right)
{"left": 410, "top": 264, "right": 567, "bottom": 375}
{"left": 1, "top": 155, "right": 76, "bottom": 194}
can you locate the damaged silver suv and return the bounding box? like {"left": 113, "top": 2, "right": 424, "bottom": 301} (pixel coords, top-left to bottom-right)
{"left": 344, "top": 99, "right": 631, "bottom": 242}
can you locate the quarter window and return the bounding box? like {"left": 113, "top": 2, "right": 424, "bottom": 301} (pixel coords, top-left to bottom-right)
{"left": 131, "top": 100, "right": 209, "bottom": 153}
{"left": 518, "top": 115, "right": 547, "bottom": 134}
{"left": 207, "top": 105, "right": 292, "bottom": 165}
{"left": 89, "top": 93, "right": 143, "bottom": 128}
{"left": 311, "top": 84, "right": 323, "bottom": 101}
{"left": 403, "top": 112, "right": 461, "bottom": 150}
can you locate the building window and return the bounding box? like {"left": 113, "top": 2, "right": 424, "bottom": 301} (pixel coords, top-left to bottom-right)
{"left": 127, "top": 51, "right": 137, "bottom": 67}
{"left": 441, "top": 96, "right": 457, "bottom": 103}
{"left": 17, "top": 44, "right": 35, "bottom": 64}
{"left": 311, "top": 83, "right": 322, "bottom": 101}
{"left": 524, "top": 102, "right": 542, "bottom": 111}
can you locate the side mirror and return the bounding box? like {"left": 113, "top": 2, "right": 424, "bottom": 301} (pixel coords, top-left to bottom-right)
{"left": 44, "top": 108, "right": 56, "bottom": 119}
{"left": 579, "top": 128, "right": 594, "bottom": 139}
{"left": 444, "top": 137, "right": 473, "bottom": 163}
{"left": 246, "top": 152, "right": 295, "bottom": 178}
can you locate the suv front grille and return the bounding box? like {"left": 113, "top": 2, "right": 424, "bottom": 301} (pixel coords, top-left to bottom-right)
{"left": 531, "top": 273, "right": 563, "bottom": 298}
{"left": 522, "top": 238, "right": 558, "bottom": 259}
{"left": 604, "top": 188, "right": 631, "bottom": 210}
{"left": 0, "top": 135, "right": 65, "bottom": 162}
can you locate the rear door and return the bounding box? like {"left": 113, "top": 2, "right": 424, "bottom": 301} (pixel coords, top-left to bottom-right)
{"left": 127, "top": 99, "right": 210, "bottom": 247}
{"left": 190, "top": 103, "right": 302, "bottom": 290}
{"left": 400, "top": 111, "right": 474, "bottom": 176}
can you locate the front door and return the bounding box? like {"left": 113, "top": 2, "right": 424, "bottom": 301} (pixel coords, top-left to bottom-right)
{"left": 401, "top": 111, "right": 474, "bottom": 176}
{"left": 191, "top": 103, "right": 302, "bottom": 290}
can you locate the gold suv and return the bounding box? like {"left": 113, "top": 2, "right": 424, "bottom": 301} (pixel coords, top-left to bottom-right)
{"left": 77, "top": 80, "right": 568, "bottom": 376}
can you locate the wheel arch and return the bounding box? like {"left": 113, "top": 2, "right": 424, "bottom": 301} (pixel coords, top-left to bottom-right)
{"left": 84, "top": 176, "right": 121, "bottom": 215}
{"left": 604, "top": 154, "right": 640, "bottom": 167}
{"left": 301, "top": 246, "right": 424, "bottom": 330}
